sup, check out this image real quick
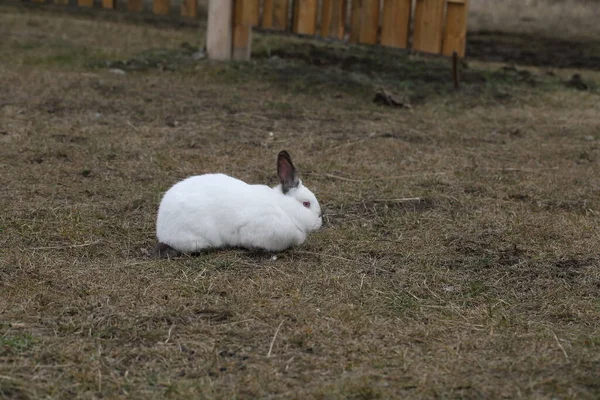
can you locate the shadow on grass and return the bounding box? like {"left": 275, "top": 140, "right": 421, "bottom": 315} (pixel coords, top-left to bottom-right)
{"left": 94, "top": 35, "right": 575, "bottom": 108}
{"left": 468, "top": 30, "right": 600, "bottom": 70}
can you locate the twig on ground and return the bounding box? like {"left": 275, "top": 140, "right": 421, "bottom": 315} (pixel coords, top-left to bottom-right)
{"left": 308, "top": 167, "right": 559, "bottom": 183}
{"left": 552, "top": 331, "right": 569, "bottom": 360}
{"left": 165, "top": 325, "right": 174, "bottom": 344}
{"left": 267, "top": 320, "right": 285, "bottom": 358}
{"left": 306, "top": 172, "right": 449, "bottom": 182}
{"left": 213, "top": 319, "right": 254, "bottom": 327}
{"left": 120, "top": 260, "right": 157, "bottom": 268}
{"left": 325, "top": 139, "right": 368, "bottom": 152}
{"left": 309, "top": 173, "right": 363, "bottom": 182}
{"left": 484, "top": 167, "right": 559, "bottom": 172}
{"left": 371, "top": 197, "right": 422, "bottom": 203}
{"left": 295, "top": 250, "right": 358, "bottom": 264}
{"left": 31, "top": 240, "right": 102, "bottom": 250}
{"left": 126, "top": 120, "right": 140, "bottom": 132}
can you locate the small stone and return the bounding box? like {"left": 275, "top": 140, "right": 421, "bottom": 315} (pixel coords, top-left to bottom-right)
{"left": 109, "top": 68, "right": 126, "bottom": 75}
{"left": 373, "top": 89, "right": 411, "bottom": 108}
{"left": 192, "top": 51, "right": 206, "bottom": 60}
{"left": 565, "top": 74, "right": 588, "bottom": 91}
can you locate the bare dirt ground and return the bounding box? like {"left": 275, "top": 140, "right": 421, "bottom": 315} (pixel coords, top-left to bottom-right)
{"left": 1, "top": 2, "right": 600, "bottom": 399}
{"left": 468, "top": 0, "right": 600, "bottom": 70}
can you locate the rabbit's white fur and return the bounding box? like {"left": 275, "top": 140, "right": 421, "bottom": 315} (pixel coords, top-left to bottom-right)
{"left": 156, "top": 152, "right": 322, "bottom": 253}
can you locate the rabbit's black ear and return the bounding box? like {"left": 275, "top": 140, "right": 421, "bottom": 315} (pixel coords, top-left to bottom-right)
{"left": 277, "top": 150, "right": 299, "bottom": 193}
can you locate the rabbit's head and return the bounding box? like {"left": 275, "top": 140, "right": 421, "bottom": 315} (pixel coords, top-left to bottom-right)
{"left": 276, "top": 150, "right": 322, "bottom": 232}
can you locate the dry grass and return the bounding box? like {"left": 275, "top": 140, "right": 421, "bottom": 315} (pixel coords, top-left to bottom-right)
{"left": 1, "top": 4, "right": 600, "bottom": 400}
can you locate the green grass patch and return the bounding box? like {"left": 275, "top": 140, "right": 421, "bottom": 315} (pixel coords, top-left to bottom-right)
{"left": 0, "top": 334, "right": 36, "bottom": 354}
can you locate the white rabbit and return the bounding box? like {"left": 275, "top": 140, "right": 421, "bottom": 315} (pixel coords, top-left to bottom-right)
{"left": 154, "top": 150, "right": 322, "bottom": 257}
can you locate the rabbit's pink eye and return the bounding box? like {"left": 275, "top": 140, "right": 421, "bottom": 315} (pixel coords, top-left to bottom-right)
{"left": 303, "top": 201, "right": 311, "bottom": 208}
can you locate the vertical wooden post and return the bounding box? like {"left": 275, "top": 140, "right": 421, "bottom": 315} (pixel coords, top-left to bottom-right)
{"left": 321, "top": 0, "right": 346, "bottom": 39}
{"left": 207, "top": 0, "right": 233, "bottom": 60}
{"left": 413, "top": 0, "right": 446, "bottom": 54}
{"left": 77, "top": 0, "right": 93, "bottom": 7}
{"left": 452, "top": 51, "right": 460, "bottom": 89}
{"left": 153, "top": 0, "right": 170, "bottom": 15}
{"left": 128, "top": 0, "right": 143, "bottom": 12}
{"left": 380, "top": 0, "right": 411, "bottom": 48}
{"left": 181, "top": 0, "right": 198, "bottom": 18}
{"left": 293, "top": 0, "right": 318, "bottom": 35}
{"left": 442, "top": 0, "right": 469, "bottom": 57}
{"left": 54, "top": 0, "right": 69, "bottom": 4}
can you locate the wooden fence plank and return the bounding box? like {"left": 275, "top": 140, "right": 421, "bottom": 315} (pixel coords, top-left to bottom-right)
{"left": 232, "top": 25, "right": 252, "bottom": 60}
{"left": 380, "top": 0, "right": 411, "bottom": 48}
{"left": 442, "top": 0, "right": 469, "bottom": 57}
{"left": 32, "top": 0, "right": 46, "bottom": 3}
{"left": 102, "top": 0, "right": 116, "bottom": 9}
{"left": 263, "top": 0, "right": 289, "bottom": 30}
{"left": 247, "top": 0, "right": 260, "bottom": 26}
{"left": 321, "top": 0, "right": 333, "bottom": 37}
{"left": 358, "top": 0, "right": 379, "bottom": 44}
{"left": 206, "top": 0, "right": 233, "bottom": 60}
{"left": 341, "top": 0, "right": 348, "bottom": 36}
{"left": 349, "top": 0, "right": 362, "bottom": 43}
{"left": 181, "top": 0, "right": 197, "bottom": 17}
{"left": 128, "top": 0, "right": 143, "bottom": 12}
{"left": 262, "top": 0, "right": 274, "bottom": 28}
{"left": 54, "top": 0, "right": 69, "bottom": 5}
{"left": 77, "top": 0, "right": 93, "bottom": 7}
{"left": 232, "top": 0, "right": 256, "bottom": 60}
{"left": 273, "top": 0, "right": 290, "bottom": 30}
{"left": 293, "top": 0, "right": 318, "bottom": 35}
{"left": 413, "top": 0, "right": 445, "bottom": 54}
{"left": 321, "top": 0, "right": 345, "bottom": 39}
{"left": 350, "top": 0, "right": 380, "bottom": 44}
{"left": 153, "top": 0, "right": 170, "bottom": 15}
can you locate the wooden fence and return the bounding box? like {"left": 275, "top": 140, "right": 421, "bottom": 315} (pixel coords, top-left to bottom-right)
{"left": 12, "top": 0, "right": 469, "bottom": 61}
{"left": 208, "top": 0, "right": 470, "bottom": 61}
